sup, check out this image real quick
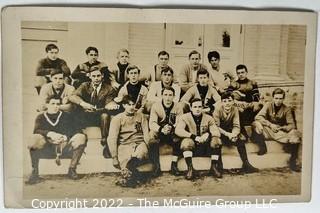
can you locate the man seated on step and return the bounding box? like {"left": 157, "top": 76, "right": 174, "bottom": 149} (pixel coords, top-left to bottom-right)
{"left": 71, "top": 46, "right": 112, "bottom": 89}
{"left": 145, "top": 66, "right": 181, "bottom": 113}
{"left": 251, "top": 88, "right": 301, "bottom": 172}
{"left": 180, "top": 68, "right": 220, "bottom": 114}
{"left": 26, "top": 95, "right": 87, "bottom": 184}
{"left": 34, "top": 43, "right": 71, "bottom": 95}
{"left": 114, "top": 65, "right": 149, "bottom": 113}
{"left": 146, "top": 50, "right": 176, "bottom": 84}
{"left": 211, "top": 92, "right": 259, "bottom": 178}
{"left": 148, "top": 86, "right": 183, "bottom": 177}
{"left": 38, "top": 69, "right": 75, "bottom": 112}
{"left": 175, "top": 98, "right": 221, "bottom": 180}
{"left": 227, "top": 64, "right": 262, "bottom": 138}
{"left": 109, "top": 48, "right": 131, "bottom": 88}
{"left": 178, "top": 50, "right": 208, "bottom": 94}
{"left": 107, "top": 95, "right": 150, "bottom": 187}
{"left": 69, "top": 66, "right": 118, "bottom": 157}
{"left": 207, "top": 51, "right": 233, "bottom": 94}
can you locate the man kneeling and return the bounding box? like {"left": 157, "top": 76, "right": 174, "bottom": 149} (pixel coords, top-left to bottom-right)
{"left": 26, "top": 96, "right": 87, "bottom": 184}
{"left": 212, "top": 92, "right": 259, "bottom": 178}
{"left": 175, "top": 98, "right": 221, "bottom": 180}
{"left": 107, "top": 95, "right": 149, "bottom": 187}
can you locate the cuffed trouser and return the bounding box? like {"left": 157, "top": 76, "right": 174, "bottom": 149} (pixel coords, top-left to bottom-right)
{"left": 180, "top": 137, "right": 221, "bottom": 156}
{"left": 118, "top": 142, "right": 148, "bottom": 169}
{"left": 28, "top": 133, "right": 87, "bottom": 171}
{"left": 252, "top": 121, "right": 301, "bottom": 144}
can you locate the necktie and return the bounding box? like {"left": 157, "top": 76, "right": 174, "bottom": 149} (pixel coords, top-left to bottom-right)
{"left": 91, "top": 85, "right": 98, "bottom": 106}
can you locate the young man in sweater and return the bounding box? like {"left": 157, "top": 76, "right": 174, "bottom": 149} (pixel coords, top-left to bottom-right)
{"left": 179, "top": 50, "right": 208, "bottom": 94}
{"left": 34, "top": 43, "right": 71, "bottom": 95}
{"left": 251, "top": 88, "right": 301, "bottom": 171}
{"left": 147, "top": 51, "right": 176, "bottom": 83}
{"left": 181, "top": 68, "right": 221, "bottom": 114}
{"left": 212, "top": 92, "right": 259, "bottom": 178}
{"left": 69, "top": 66, "right": 119, "bottom": 157}
{"left": 114, "top": 65, "right": 149, "bottom": 113}
{"left": 207, "top": 51, "right": 233, "bottom": 94}
{"left": 107, "top": 95, "right": 149, "bottom": 187}
{"left": 26, "top": 96, "right": 87, "bottom": 184}
{"left": 71, "top": 46, "right": 112, "bottom": 89}
{"left": 227, "top": 64, "right": 262, "bottom": 141}
{"left": 175, "top": 98, "right": 221, "bottom": 180}
{"left": 109, "top": 48, "right": 131, "bottom": 87}
{"left": 149, "top": 87, "right": 183, "bottom": 177}
{"left": 146, "top": 66, "right": 181, "bottom": 113}
{"left": 38, "top": 69, "right": 75, "bottom": 112}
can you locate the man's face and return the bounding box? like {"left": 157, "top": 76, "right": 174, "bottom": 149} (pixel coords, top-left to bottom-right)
{"left": 189, "top": 53, "right": 200, "bottom": 68}
{"left": 89, "top": 70, "right": 103, "bottom": 85}
{"left": 221, "top": 97, "right": 234, "bottom": 112}
{"left": 47, "top": 48, "right": 59, "bottom": 61}
{"left": 161, "top": 71, "right": 173, "bottom": 85}
{"left": 162, "top": 89, "right": 174, "bottom": 106}
{"left": 127, "top": 69, "right": 139, "bottom": 84}
{"left": 209, "top": 57, "right": 220, "bottom": 69}
{"left": 87, "top": 50, "right": 98, "bottom": 64}
{"left": 46, "top": 99, "right": 61, "bottom": 114}
{"left": 123, "top": 101, "right": 135, "bottom": 114}
{"left": 236, "top": 68, "right": 248, "bottom": 81}
{"left": 118, "top": 51, "right": 129, "bottom": 65}
{"left": 51, "top": 73, "right": 64, "bottom": 89}
{"left": 197, "top": 74, "right": 209, "bottom": 86}
{"left": 191, "top": 101, "right": 203, "bottom": 116}
{"left": 158, "top": 54, "right": 169, "bottom": 67}
{"left": 273, "top": 94, "right": 285, "bottom": 107}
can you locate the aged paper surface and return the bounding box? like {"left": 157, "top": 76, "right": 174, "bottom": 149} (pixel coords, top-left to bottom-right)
{"left": 1, "top": 7, "right": 317, "bottom": 208}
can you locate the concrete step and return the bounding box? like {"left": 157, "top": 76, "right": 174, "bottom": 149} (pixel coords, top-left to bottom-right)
{"left": 26, "top": 128, "right": 292, "bottom": 175}
{"left": 34, "top": 152, "right": 290, "bottom": 175}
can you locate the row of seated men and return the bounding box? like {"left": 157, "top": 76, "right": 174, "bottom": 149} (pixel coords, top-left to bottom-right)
{"left": 26, "top": 44, "right": 302, "bottom": 187}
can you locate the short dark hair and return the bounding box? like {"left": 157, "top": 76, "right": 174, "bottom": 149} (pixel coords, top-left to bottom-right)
{"left": 122, "top": 95, "right": 136, "bottom": 105}
{"left": 161, "top": 66, "right": 174, "bottom": 75}
{"left": 190, "top": 98, "right": 202, "bottom": 107}
{"left": 188, "top": 50, "right": 201, "bottom": 59}
{"left": 158, "top": 50, "right": 169, "bottom": 58}
{"left": 89, "top": 66, "right": 102, "bottom": 74}
{"left": 85, "top": 46, "right": 99, "bottom": 55}
{"left": 45, "top": 43, "right": 59, "bottom": 52}
{"left": 221, "top": 91, "right": 234, "bottom": 100}
{"left": 161, "top": 86, "right": 175, "bottom": 95}
{"left": 50, "top": 69, "right": 64, "bottom": 77}
{"left": 272, "top": 88, "right": 286, "bottom": 98}
{"left": 126, "top": 65, "right": 140, "bottom": 74}
{"left": 197, "top": 68, "right": 209, "bottom": 78}
{"left": 207, "top": 51, "right": 220, "bottom": 61}
{"left": 45, "top": 95, "right": 62, "bottom": 104}
{"left": 236, "top": 64, "right": 248, "bottom": 72}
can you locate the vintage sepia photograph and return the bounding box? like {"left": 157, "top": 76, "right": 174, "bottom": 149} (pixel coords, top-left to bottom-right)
{"left": 2, "top": 7, "right": 317, "bottom": 208}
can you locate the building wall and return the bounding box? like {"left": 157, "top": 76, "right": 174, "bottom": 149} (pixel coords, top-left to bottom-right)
{"left": 243, "top": 25, "right": 306, "bottom": 83}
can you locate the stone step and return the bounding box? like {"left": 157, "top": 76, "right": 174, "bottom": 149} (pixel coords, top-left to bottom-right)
{"left": 34, "top": 152, "right": 290, "bottom": 175}
{"left": 84, "top": 137, "right": 287, "bottom": 156}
